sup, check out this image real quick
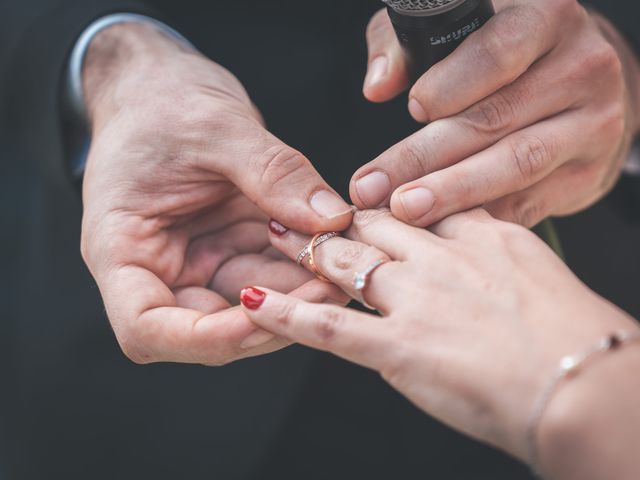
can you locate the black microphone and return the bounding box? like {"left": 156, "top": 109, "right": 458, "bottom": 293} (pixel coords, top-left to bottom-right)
{"left": 383, "top": 0, "right": 495, "bottom": 80}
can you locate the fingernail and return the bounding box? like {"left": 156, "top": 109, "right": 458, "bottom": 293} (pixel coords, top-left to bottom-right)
{"left": 240, "top": 329, "right": 276, "bottom": 350}
{"left": 269, "top": 219, "right": 289, "bottom": 236}
{"left": 398, "top": 187, "right": 436, "bottom": 220}
{"left": 408, "top": 98, "right": 428, "bottom": 122}
{"left": 355, "top": 171, "right": 392, "bottom": 208}
{"left": 365, "top": 56, "right": 388, "bottom": 89}
{"left": 240, "top": 287, "right": 267, "bottom": 310}
{"left": 310, "top": 190, "right": 352, "bottom": 219}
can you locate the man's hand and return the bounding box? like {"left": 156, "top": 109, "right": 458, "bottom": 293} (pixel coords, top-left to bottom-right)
{"left": 353, "top": 0, "right": 640, "bottom": 227}
{"left": 80, "top": 23, "right": 351, "bottom": 365}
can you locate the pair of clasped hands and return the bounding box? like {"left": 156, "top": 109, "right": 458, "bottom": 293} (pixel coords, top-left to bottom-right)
{"left": 82, "top": 1, "right": 640, "bottom": 472}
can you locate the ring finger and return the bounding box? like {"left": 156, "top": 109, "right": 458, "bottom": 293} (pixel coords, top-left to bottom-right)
{"left": 267, "top": 221, "right": 399, "bottom": 313}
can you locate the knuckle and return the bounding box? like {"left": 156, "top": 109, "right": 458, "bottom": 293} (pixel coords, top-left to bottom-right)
{"left": 353, "top": 209, "right": 393, "bottom": 230}
{"left": 510, "top": 136, "right": 552, "bottom": 182}
{"left": 430, "top": 169, "right": 471, "bottom": 208}
{"left": 410, "top": 70, "right": 444, "bottom": 120}
{"left": 480, "top": 16, "right": 522, "bottom": 74}
{"left": 333, "top": 244, "right": 365, "bottom": 271}
{"left": 600, "top": 103, "right": 626, "bottom": 142}
{"left": 314, "top": 308, "right": 344, "bottom": 344}
{"left": 559, "top": 0, "right": 579, "bottom": 11}
{"left": 396, "top": 138, "right": 430, "bottom": 174}
{"left": 462, "top": 91, "right": 516, "bottom": 135}
{"left": 495, "top": 217, "right": 539, "bottom": 243}
{"left": 511, "top": 198, "right": 547, "bottom": 228}
{"left": 576, "top": 162, "right": 603, "bottom": 189}
{"left": 274, "top": 301, "right": 296, "bottom": 330}
{"left": 409, "top": 75, "right": 432, "bottom": 107}
{"left": 362, "top": 245, "right": 387, "bottom": 264}
{"left": 366, "top": 9, "right": 390, "bottom": 44}
{"left": 550, "top": 0, "right": 581, "bottom": 21}
{"left": 587, "top": 41, "right": 623, "bottom": 78}
{"left": 333, "top": 245, "right": 385, "bottom": 272}
{"left": 520, "top": 204, "right": 547, "bottom": 228}
{"left": 479, "top": 6, "right": 545, "bottom": 77}
{"left": 255, "top": 144, "right": 310, "bottom": 194}
{"left": 478, "top": 33, "right": 513, "bottom": 76}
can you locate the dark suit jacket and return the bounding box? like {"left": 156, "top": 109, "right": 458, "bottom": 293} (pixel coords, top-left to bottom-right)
{"left": 0, "top": 1, "right": 638, "bottom": 479}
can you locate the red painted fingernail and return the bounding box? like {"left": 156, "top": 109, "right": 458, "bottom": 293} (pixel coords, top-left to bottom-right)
{"left": 240, "top": 287, "right": 267, "bottom": 310}
{"left": 269, "top": 219, "right": 289, "bottom": 236}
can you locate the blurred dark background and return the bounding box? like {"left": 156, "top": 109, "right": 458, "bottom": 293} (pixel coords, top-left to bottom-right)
{"left": 1, "top": 1, "right": 639, "bottom": 479}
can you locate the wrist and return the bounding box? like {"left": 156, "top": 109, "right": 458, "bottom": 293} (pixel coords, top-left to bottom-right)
{"left": 537, "top": 332, "right": 640, "bottom": 479}
{"left": 83, "top": 22, "right": 193, "bottom": 127}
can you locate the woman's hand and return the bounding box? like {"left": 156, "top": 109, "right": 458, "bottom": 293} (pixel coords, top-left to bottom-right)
{"left": 352, "top": 0, "right": 640, "bottom": 228}
{"left": 80, "top": 23, "right": 351, "bottom": 365}
{"left": 241, "top": 210, "right": 640, "bottom": 475}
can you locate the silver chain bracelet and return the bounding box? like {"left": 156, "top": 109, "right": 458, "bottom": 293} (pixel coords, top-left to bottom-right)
{"left": 526, "top": 330, "right": 640, "bottom": 477}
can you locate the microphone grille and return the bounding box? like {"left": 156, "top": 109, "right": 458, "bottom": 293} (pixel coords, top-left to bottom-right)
{"left": 382, "top": 0, "right": 466, "bottom": 14}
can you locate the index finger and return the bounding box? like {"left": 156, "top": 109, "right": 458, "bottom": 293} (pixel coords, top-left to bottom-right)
{"left": 241, "top": 288, "right": 393, "bottom": 373}
{"left": 267, "top": 222, "right": 399, "bottom": 313}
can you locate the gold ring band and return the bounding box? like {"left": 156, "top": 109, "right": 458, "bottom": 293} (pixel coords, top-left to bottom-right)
{"left": 307, "top": 232, "right": 333, "bottom": 282}
{"left": 296, "top": 232, "right": 339, "bottom": 265}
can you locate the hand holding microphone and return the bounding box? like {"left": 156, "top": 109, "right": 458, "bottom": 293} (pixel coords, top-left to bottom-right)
{"left": 383, "top": 0, "right": 495, "bottom": 79}
{"left": 355, "top": 0, "right": 640, "bottom": 228}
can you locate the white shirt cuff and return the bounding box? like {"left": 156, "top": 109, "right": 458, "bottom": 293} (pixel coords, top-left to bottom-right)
{"left": 65, "top": 13, "right": 195, "bottom": 179}
{"left": 67, "top": 13, "right": 194, "bottom": 124}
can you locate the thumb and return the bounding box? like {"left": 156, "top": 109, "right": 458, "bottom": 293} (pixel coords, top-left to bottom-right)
{"left": 227, "top": 129, "right": 353, "bottom": 235}
{"left": 363, "top": 8, "right": 410, "bottom": 103}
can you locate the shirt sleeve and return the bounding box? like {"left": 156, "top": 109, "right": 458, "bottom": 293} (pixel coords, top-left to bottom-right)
{"left": 0, "top": 0, "right": 150, "bottom": 191}
{"left": 64, "top": 13, "right": 196, "bottom": 183}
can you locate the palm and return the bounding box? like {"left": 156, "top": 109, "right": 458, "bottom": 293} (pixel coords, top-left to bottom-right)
{"left": 152, "top": 190, "right": 313, "bottom": 309}
{"left": 86, "top": 179, "right": 315, "bottom": 365}
{"left": 81, "top": 50, "right": 349, "bottom": 365}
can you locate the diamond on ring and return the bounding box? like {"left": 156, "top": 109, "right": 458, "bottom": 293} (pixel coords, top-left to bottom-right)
{"left": 353, "top": 259, "right": 387, "bottom": 291}
{"left": 353, "top": 272, "right": 367, "bottom": 291}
